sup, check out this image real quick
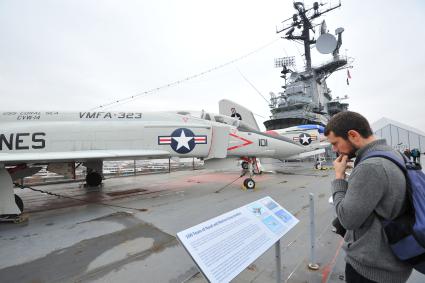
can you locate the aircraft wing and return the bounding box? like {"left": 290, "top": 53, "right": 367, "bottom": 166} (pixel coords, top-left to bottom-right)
{"left": 285, "top": 148, "right": 326, "bottom": 160}
{"left": 0, "top": 149, "right": 171, "bottom": 164}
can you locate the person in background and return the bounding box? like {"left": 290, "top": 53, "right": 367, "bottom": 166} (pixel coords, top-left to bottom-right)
{"left": 230, "top": 107, "right": 242, "bottom": 120}
{"left": 411, "top": 148, "right": 420, "bottom": 164}
{"left": 403, "top": 148, "right": 411, "bottom": 161}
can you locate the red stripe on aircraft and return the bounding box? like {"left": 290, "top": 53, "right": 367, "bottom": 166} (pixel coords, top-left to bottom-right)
{"left": 159, "top": 137, "right": 172, "bottom": 144}
{"left": 265, "top": 130, "right": 279, "bottom": 136}
{"left": 227, "top": 133, "right": 253, "bottom": 151}
{"left": 194, "top": 136, "right": 207, "bottom": 144}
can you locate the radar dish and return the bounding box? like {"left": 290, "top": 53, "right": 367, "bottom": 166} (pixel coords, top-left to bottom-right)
{"left": 335, "top": 27, "right": 344, "bottom": 35}
{"left": 316, "top": 33, "right": 337, "bottom": 54}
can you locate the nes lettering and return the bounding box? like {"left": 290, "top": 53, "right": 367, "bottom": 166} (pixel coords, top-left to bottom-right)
{"left": 0, "top": 132, "right": 46, "bottom": 150}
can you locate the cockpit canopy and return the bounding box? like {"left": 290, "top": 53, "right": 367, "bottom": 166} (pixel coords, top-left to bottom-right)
{"left": 200, "top": 111, "right": 240, "bottom": 127}
{"left": 175, "top": 110, "right": 244, "bottom": 129}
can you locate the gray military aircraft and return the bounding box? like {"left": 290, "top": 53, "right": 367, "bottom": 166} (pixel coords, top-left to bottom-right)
{"left": 218, "top": 99, "right": 329, "bottom": 164}
{"left": 0, "top": 109, "right": 321, "bottom": 217}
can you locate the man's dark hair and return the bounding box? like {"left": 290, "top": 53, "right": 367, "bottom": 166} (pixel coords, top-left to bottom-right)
{"left": 324, "top": 111, "right": 373, "bottom": 139}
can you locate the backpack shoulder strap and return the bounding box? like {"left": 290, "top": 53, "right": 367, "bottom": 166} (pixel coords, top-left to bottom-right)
{"left": 359, "top": 151, "right": 412, "bottom": 221}
{"left": 357, "top": 151, "right": 407, "bottom": 173}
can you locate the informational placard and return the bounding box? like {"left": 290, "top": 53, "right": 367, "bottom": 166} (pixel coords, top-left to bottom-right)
{"left": 177, "top": 196, "right": 299, "bottom": 283}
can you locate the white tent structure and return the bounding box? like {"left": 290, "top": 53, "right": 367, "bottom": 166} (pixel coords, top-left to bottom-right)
{"left": 371, "top": 117, "right": 425, "bottom": 152}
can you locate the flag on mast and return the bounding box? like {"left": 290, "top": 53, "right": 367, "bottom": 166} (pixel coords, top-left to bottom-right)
{"left": 346, "top": 69, "right": 352, "bottom": 85}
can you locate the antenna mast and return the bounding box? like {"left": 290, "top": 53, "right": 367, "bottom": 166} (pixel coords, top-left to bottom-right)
{"left": 276, "top": 1, "right": 341, "bottom": 70}
{"left": 265, "top": 1, "right": 351, "bottom": 131}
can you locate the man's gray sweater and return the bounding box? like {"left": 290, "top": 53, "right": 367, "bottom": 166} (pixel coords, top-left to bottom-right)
{"left": 332, "top": 139, "right": 413, "bottom": 283}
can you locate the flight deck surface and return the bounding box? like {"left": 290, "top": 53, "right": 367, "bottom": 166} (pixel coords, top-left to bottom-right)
{"left": 0, "top": 162, "right": 422, "bottom": 282}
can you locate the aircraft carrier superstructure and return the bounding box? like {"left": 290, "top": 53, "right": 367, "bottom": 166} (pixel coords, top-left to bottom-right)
{"left": 264, "top": 1, "right": 351, "bottom": 130}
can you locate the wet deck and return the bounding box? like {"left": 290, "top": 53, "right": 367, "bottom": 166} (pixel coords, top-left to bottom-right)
{"left": 0, "top": 162, "right": 423, "bottom": 282}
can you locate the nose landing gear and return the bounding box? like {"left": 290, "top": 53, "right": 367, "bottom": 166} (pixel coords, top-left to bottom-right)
{"left": 243, "top": 178, "right": 256, "bottom": 190}
{"left": 240, "top": 158, "right": 259, "bottom": 190}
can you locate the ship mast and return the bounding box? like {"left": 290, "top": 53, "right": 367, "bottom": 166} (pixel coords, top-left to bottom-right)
{"left": 277, "top": 1, "right": 342, "bottom": 70}
{"left": 265, "top": 1, "right": 350, "bottom": 131}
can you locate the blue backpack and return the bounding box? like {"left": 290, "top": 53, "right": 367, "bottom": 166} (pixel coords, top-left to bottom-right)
{"left": 359, "top": 151, "right": 425, "bottom": 273}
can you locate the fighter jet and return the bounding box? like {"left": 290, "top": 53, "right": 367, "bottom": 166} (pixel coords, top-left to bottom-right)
{"left": 218, "top": 99, "right": 329, "bottom": 171}
{"left": 0, "top": 108, "right": 317, "bottom": 217}
{"left": 198, "top": 110, "right": 322, "bottom": 188}
{"left": 265, "top": 124, "right": 329, "bottom": 158}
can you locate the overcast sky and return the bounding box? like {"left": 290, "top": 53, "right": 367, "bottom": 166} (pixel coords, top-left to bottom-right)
{"left": 1, "top": 0, "right": 424, "bottom": 132}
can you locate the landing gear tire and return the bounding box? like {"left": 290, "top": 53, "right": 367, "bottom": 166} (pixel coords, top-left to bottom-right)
{"left": 241, "top": 161, "right": 249, "bottom": 170}
{"left": 14, "top": 194, "right": 23, "bottom": 213}
{"left": 243, "top": 178, "right": 255, "bottom": 190}
{"left": 86, "top": 172, "right": 102, "bottom": 187}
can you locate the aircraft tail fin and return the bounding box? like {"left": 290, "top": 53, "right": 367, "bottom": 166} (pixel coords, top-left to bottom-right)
{"left": 219, "top": 99, "right": 260, "bottom": 131}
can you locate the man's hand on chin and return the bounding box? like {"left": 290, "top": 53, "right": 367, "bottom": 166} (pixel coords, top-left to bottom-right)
{"left": 333, "top": 155, "right": 348, "bottom": 180}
